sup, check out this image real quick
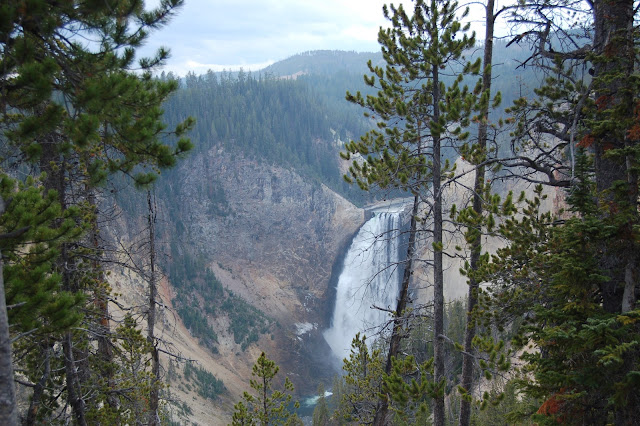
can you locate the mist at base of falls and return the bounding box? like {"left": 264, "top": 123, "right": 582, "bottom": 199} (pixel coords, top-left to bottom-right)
{"left": 323, "top": 202, "right": 407, "bottom": 360}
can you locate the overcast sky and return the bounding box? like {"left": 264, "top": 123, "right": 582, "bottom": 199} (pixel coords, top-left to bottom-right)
{"left": 141, "top": 0, "right": 490, "bottom": 76}
{"left": 141, "top": 0, "right": 395, "bottom": 76}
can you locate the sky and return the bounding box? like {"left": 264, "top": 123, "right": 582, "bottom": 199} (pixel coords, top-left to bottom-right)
{"left": 140, "top": 0, "right": 397, "bottom": 76}
{"left": 140, "top": 0, "right": 492, "bottom": 77}
{"left": 140, "top": 0, "right": 498, "bottom": 76}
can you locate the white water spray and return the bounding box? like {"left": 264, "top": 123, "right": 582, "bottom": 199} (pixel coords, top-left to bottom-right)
{"left": 323, "top": 202, "right": 406, "bottom": 359}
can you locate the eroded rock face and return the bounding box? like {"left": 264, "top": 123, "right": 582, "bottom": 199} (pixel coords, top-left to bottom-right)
{"left": 177, "top": 146, "right": 362, "bottom": 311}
{"left": 168, "top": 144, "right": 364, "bottom": 392}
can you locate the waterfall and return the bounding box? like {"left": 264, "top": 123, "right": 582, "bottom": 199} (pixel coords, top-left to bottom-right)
{"left": 323, "top": 203, "right": 405, "bottom": 360}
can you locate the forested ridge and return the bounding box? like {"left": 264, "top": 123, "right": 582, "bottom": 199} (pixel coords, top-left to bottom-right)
{"left": 159, "top": 41, "right": 537, "bottom": 205}
{"left": 160, "top": 67, "right": 374, "bottom": 205}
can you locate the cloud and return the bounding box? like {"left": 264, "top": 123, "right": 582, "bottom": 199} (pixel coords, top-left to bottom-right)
{"left": 142, "top": 0, "right": 475, "bottom": 76}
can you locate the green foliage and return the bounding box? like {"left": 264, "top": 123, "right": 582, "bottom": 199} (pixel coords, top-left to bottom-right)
{"left": 381, "top": 301, "right": 474, "bottom": 422}
{"left": 342, "top": 0, "right": 479, "bottom": 193}
{"left": 383, "top": 355, "right": 434, "bottom": 424}
{"left": 500, "top": 16, "right": 640, "bottom": 423}
{"left": 231, "top": 352, "right": 300, "bottom": 426}
{"left": 1, "top": 0, "right": 193, "bottom": 422}
{"left": 167, "top": 245, "right": 271, "bottom": 353}
{"left": 342, "top": 5, "right": 483, "bottom": 421}
{"left": 503, "top": 14, "right": 640, "bottom": 423}
{"left": 167, "top": 249, "right": 221, "bottom": 350}
{"left": 162, "top": 70, "right": 371, "bottom": 204}
{"left": 85, "top": 313, "right": 161, "bottom": 424}
{"left": 479, "top": 152, "right": 640, "bottom": 423}
{"left": 221, "top": 291, "right": 271, "bottom": 351}
{"left": 176, "top": 306, "right": 219, "bottom": 352}
{"left": 328, "top": 374, "right": 348, "bottom": 425}
{"left": 0, "top": 0, "right": 194, "bottom": 186}
{"left": 471, "top": 379, "right": 540, "bottom": 425}
{"left": 334, "top": 334, "right": 384, "bottom": 424}
{"left": 183, "top": 361, "right": 226, "bottom": 400}
{"left": 0, "top": 174, "right": 84, "bottom": 335}
{"left": 164, "top": 398, "right": 194, "bottom": 426}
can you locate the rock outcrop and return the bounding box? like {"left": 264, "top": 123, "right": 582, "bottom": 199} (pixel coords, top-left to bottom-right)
{"left": 173, "top": 145, "right": 363, "bottom": 322}
{"left": 103, "top": 144, "right": 365, "bottom": 422}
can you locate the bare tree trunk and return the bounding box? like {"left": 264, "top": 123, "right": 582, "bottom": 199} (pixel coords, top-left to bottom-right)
{"left": 24, "top": 344, "right": 51, "bottom": 425}
{"left": 85, "top": 186, "right": 118, "bottom": 417}
{"left": 459, "top": 1, "right": 494, "bottom": 424}
{"left": 60, "top": 243, "right": 88, "bottom": 426}
{"left": 63, "top": 332, "right": 87, "bottom": 426}
{"left": 147, "top": 190, "right": 160, "bottom": 426}
{"left": 622, "top": 262, "right": 638, "bottom": 313}
{"left": 432, "top": 62, "right": 445, "bottom": 426}
{"left": 0, "top": 210, "right": 18, "bottom": 425}
{"left": 373, "top": 195, "right": 419, "bottom": 426}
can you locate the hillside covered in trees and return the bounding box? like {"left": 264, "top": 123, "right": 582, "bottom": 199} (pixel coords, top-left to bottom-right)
{"left": 161, "top": 69, "right": 371, "bottom": 203}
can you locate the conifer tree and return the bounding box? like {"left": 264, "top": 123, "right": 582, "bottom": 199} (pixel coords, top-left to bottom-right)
{"left": 457, "top": 0, "right": 503, "bottom": 422}
{"left": 0, "top": 230, "right": 14, "bottom": 425}
{"left": 231, "top": 352, "right": 300, "bottom": 426}
{"left": 334, "top": 334, "right": 384, "bottom": 425}
{"left": 343, "top": 1, "right": 479, "bottom": 423}
{"left": 489, "top": 0, "right": 640, "bottom": 422}
{"left": 146, "top": 189, "right": 161, "bottom": 425}
{"left": 0, "top": 175, "right": 83, "bottom": 424}
{"left": 0, "top": 0, "right": 193, "bottom": 422}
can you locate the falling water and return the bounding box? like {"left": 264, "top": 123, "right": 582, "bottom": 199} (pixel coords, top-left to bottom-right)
{"left": 323, "top": 202, "right": 406, "bottom": 360}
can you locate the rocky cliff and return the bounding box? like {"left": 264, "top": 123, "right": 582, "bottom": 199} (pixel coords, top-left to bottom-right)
{"left": 106, "top": 143, "right": 364, "bottom": 423}
{"left": 172, "top": 145, "right": 363, "bottom": 322}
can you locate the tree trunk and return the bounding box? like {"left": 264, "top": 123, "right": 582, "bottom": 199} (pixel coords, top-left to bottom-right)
{"left": 63, "top": 332, "right": 87, "bottom": 426}
{"left": 622, "top": 262, "right": 638, "bottom": 313}
{"left": 41, "top": 140, "right": 88, "bottom": 425}
{"left": 147, "top": 190, "right": 160, "bottom": 426}
{"left": 85, "top": 187, "right": 118, "bottom": 417}
{"left": 373, "top": 195, "right": 419, "bottom": 426}
{"left": 592, "top": 0, "right": 635, "bottom": 315}
{"left": 459, "top": 1, "right": 494, "bottom": 424}
{"left": 432, "top": 62, "right": 445, "bottom": 426}
{"left": 24, "top": 344, "right": 51, "bottom": 425}
{"left": 593, "top": 2, "right": 639, "bottom": 423}
{"left": 0, "top": 210, "right": 18, "bottom": 425}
